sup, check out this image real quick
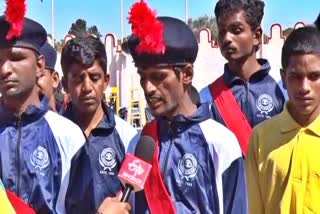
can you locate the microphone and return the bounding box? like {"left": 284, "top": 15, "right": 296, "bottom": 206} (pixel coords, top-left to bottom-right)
{"left": 118, "top": 135, "right": 156, "bottom": 202}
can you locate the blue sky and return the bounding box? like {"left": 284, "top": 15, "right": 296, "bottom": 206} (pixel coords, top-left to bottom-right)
{"left": 2, "top": 0, "right": 318, "bottom": 41}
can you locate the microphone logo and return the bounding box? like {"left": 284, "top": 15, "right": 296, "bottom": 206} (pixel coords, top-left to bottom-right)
{"left": 128, "top": 160, "right": 144, "bottom": 176}
{"left": 118, "top": 153, "right": 152, "bottom": 192}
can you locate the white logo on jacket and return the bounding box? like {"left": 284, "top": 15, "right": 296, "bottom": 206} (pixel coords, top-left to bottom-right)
{"left": 256, "top": 94, "right": 274, "bottom": 116}
{"left": 30, "top": 146, "right": 50, "bottom": 175}
{"left": 99, "top": 147, "right": 117, "bottom": 175}
{"left": 178, "top": 153, "right": 198, "bottom": 184}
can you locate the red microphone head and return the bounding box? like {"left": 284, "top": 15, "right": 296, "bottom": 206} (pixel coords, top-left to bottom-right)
{"left": 118, "top": 136, "right": 156, "bottom": 192}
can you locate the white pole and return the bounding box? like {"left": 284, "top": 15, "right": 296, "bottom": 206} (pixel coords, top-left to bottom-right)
{"left": 185, "top": 0, "right": 188, "bottom": 24}
{"left": 121, "top": 0, "right": 124, "bottom": 43}
{"left": 51, "top": 0, "right": 55, "bottom": 46}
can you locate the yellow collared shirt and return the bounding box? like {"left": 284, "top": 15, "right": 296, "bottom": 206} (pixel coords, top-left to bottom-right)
{"left": 0, "top": 180, "right": 15, "bottom": 214}
{"left": 246, "top": 104, "right": 320, "bottom": 214}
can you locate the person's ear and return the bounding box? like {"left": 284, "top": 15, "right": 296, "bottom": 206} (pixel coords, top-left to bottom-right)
{"left": 52, "top": 71, "right": 60, "bottom": 90}
{"left": 36, "top": 55, "right": 45, "bottom": 78}
{"left": 182, "top": 64, "right": 194, "bottom": 86}
{"left": 104, "top": 73, "right": 110, "bottom": 91}
{"left": 253, "top": 26, "right": 263, "bottom": 48}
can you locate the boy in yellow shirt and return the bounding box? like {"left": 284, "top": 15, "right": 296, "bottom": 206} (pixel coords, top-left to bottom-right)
{"left": 246, "top": 26, "right": 320, "bottom": 214}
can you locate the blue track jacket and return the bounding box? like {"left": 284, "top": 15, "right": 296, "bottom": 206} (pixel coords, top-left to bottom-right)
{"left": 0, "top": 98, "right": 86, "bottom": 214}
{"left": 64, "top": 103, "right": 139, "bottom": 214}
{"left": 135, "top": 103, "right": 247, "bottom": 214}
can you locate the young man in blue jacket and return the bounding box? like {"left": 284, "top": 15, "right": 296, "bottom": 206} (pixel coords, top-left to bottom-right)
{"left": 0, "top": 16, "right": 85, "bottom": 213}
{"left": 61, "top": 36, "right": 138, "bottom": 213}
{"left": 127, "top": 1, "right": 247, "bottom": 213}
{"left": 199, "top": 0, "right": 285, "bottom": 156}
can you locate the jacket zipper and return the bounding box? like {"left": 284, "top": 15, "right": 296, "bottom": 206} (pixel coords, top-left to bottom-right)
{"left": 244, "top": 82, "right": 250, "bottom": 124}
{"left": 16, "top": 115, "right": 22, "bottom": 195}
{"left": 162, "top": 126, "right": 174, "bottom": 179}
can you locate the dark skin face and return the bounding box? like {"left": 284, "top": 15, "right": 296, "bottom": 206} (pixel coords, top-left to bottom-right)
{"left": 63, "top": 60, "right": 109, "bottom": 116}
{"left": 216, "top": 11, "right": 262, "bottom": 80}
{"left": 0, "top": 47, "right": 44, "bottom": 112}
{"left": 217, "top": 11, "right": 261, "bottom": 62}
{"left": 281, "top": 53, "right": 320, "bottom": 127}
{"left": 63, "top": 60, "right": 109, "bottom": 137}
{"left": 37, "top": 68, "right": 60, "bottom": 111}
{"left": 138, "top": 64, "right": 196, "bottom": 120}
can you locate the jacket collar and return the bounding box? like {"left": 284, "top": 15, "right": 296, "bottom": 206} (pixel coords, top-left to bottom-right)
{"left": 0, "top": 96, "right": 48, "bottom": 126}
{"left": 158, "top": 102, "right": 211, "bottom": 136}
{"left": 64, "top": 102, "right": 116, "bottom": 132}
{"left": 223, "top": 58, "right": 271, "bottom": 86}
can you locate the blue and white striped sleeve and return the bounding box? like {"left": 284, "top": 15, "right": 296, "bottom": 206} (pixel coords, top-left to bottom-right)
{"left": 222, "top": 156, "right": 247, "bottom": 214}
{"left": 200, "top": 119, "right": 248, "bottom": 214}
{"left": 114, "top": 115, "right": 140, "bottom": 154}
{"left": 45, "top": 111, "right": 86, "bottom": 214}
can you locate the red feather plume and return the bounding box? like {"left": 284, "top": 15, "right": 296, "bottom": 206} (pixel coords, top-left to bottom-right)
{"left": 5, "top": 0, "right": 26, "bottom": 40}
{"left": 128, "top": 0, "right": 165, "bottom": 55}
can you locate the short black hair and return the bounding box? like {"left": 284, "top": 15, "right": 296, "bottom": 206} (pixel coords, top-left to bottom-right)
{"left": 61, "top": 36, "right": 107, "bottom": 76}
{"left": 214, "top": 0, "right": 265, "bottom": 31}
{"left": 281, "top": 26, "right": 320, "bottom": 70}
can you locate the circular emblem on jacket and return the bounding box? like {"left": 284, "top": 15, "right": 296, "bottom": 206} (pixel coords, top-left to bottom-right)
{"left": 178, "top": 153, "right": 198, "bottom": 181}
{"left": 30, "top": 146, "right": 50, "bottom": 172}
{"left": 99, "top": 147, "right": 117, "bottom": 171}
{"left": 256, "top": 94, "right": 274, "bottom": 114}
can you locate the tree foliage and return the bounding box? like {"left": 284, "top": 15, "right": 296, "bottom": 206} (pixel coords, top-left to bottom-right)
{"left": 283, "top": 27, "right": 294, "bottom": 38}
{"left": 54, "top": 39, "right": 65, "bottom": 52}
{"left": 88, "top": 25, "right": 102, "bottom": 38}
{"left": 68, "top": 19, "right": 102, "bottom": 39}
{"left": 188, "top": 15, "right": 218, "bottom": 42}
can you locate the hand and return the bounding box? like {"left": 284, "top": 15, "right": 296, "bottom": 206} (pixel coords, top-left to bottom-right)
{"left": 96, "top": 196, "right": 131, "bottom": 214}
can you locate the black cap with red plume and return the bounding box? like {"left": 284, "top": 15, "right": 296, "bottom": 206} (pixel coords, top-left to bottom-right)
{"left": 0, "top": 16, "right": 47, "bottom": 53}
{"left": 127, "top": 0, "right": 198, "bottom": 67}
{"left": 0, "top": 0, "right": 47, "bottom": 53}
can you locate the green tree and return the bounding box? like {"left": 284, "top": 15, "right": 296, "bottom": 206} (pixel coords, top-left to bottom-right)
{"left": 68, "top": 19, "right": 102, "bottom": 39}
{"left": 68, "top": 19, "right": 87, "bottom": 37}
{"left": 283, "top": 27, "right": 294, "bottom": 38}
{"left": 88, "top": 25, "right": 102, "bottom": 39}
{"left": 54, "top": 39, "right": 65, "bottom": 52}
{"left": 188, "top": 15, "right": 218, "bottom": 42}
{"left": 46, "top": 33, "right": 64, "bottom": 51}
